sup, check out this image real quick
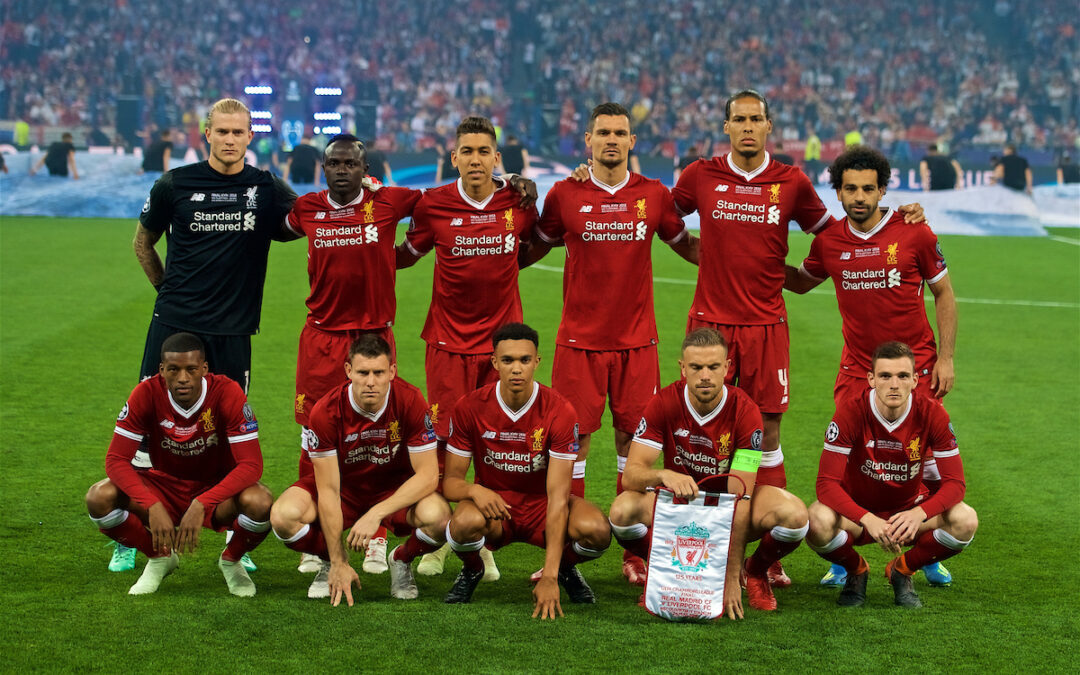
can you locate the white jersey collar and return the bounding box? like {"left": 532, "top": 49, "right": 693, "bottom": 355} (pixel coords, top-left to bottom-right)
{"left": 869, "top": 387, "right": 912, "bottom": 432}
{"left": 683, "top": 383, "right": 728, "bottom": 426}
{"left": 456, "top": 176, "right": 506, "bottom": 210}
{"left": 846, "top": 208, "right": 893, "bottom": 240}
{"left": 349, "top": 382, "right": 391, "bottom": 421}
{"left": 327, "top": 189, "right": 366, "bottom": 210}
{"left": 168, "top": 377, "right": 208, "bottom": 418}
{"left": 497, "top": 381, "right": 539, "bottom": 422}
{"left": 725, "top": 151, "right": 771, "bottom": 182}
{"left": 589, "top": 167, "right": 631, "bottom": 195}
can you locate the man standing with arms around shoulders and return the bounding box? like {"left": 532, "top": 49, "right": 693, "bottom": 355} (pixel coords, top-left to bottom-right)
{"left": 442, "top": 323, "right": 611, "bottom": 617}
{"left": 395, "top": 116, "right": 540, "bottom": 578}
{"left": 670, "top": 90, "right": 924, "bottom": 586}
{"left": 269, "top": 335, "right": 450, "bottom": 606}
{"left": 85, "top": 333, "right": 273, "bottom": 597}
{"left": 805, "top": 342, "right": 977, "bottom": 608}
{"left": 521, "top": 102, "right": 699, "bottom": 585}
{"left": 608, "top": 328, "right": 809, "bottom": 616}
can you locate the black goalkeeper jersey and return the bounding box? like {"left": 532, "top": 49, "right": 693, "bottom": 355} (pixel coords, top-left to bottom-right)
{"left": 139, "top": 161, "right": 297, "bottom": 335}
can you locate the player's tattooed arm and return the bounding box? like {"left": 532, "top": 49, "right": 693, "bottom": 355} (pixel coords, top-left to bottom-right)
{"left": 133, "top": 223, "right": 165, "bottom": 290}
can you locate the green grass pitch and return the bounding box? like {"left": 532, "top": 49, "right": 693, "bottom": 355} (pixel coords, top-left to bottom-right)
{"left": 1, "top": 216, "right": 1077, "bottom": 672}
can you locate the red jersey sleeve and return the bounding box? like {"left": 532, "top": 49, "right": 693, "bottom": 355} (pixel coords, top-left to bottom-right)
{"left": 106, "top": 384, "right": 162, "bottom": 510}
{"left": 546, "top": 398, "right": 580, "bottom": 462}
{"left": 914, "top": 223, "right": 948, "bottom": 284}
{"left": 385, "top": 186, "right": 423, "bottom": 223}
{"left": 305, "top": 396, "right": 340, "bottom": 461}
{"left": 792, "top": 171, "right": 830, "bottom": 234}
{"left": 536, "top": 182, "right": 565, "bottom": 244}
{"left": 815, "top": 408, "right": 870, "bottom": 523}
{"left": 285, "top": 193, "right": 314, "bottom": 238}
{"left": 631, "top": 392, "right": 668, "bottom": 454}
{"left": 194, "top": 384, "right": 263, "bottom": 511}
{"left": 403, "top": 387, "right": 438, "bottom": 453}
{"left": 733, "top": 396, "right": 765, "bottom": 451}
{"left": 801, "top": 231, "right": 828, "bottom": 280}
{"left": 656, "top": 186, "right": 687, "bottom": 244}
{"left": 519, "top": 203, "right": 539, "bottom": 243}
{"left": 404, "top": 199, "right": 435, "bottom": 257}
{"left": 671, "top": 160, "right": 700, "bottom": 216}
{"left": 914, "top": 405, "right": 964, "bottom": 519}
{"left": 445, "top": 399, "right": 476, "bottom": 459}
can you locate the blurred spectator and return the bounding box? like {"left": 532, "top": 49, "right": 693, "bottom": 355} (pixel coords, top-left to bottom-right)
{"left": 364, "top": 141, "right": 393, "bottom": 185}
{"left": 30, "top": 132, "right": 78, "bottom": 178}
{"left": 919, "top": 144, "right": 964, "bottom": 190}
{"left": 1058, "top": 154, "right": 1079, "bottom": 184}
{"left": 498, "top": 134, "right": 529, "bottom": 176}
{"left": 772, "top": 142, "right": 795, "bottom": 166}
{"left": 674, "top": 144, "right": 700, "bottom": 181}
{"left": 283, "top": 135, "right": 321, "bottom": 184}
{"left": 142, "top": 129, "right": 173, "bottom": 172}
{"left": 992, "top": 144, "right": 1033, "bottom": 194}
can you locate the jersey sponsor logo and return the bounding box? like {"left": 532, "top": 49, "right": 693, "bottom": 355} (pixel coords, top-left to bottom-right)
{"left": 314, "top": 212, "right": 327, "bottom": 220}
{"left": 888, "top": 268, "right": 901, "bottom": 287}
{"left": 840, "top": 251, "right": 852, "bottom": 260}
{"left": 735, "top": 185, "right": 761, "bottom": 196}
{"left": 582, "top": 220, "right": 642, "bottom": 242}
{"left": 344, "top": 432, "right": 359, "bottom": 443}
{"left": 211, "top": 193, "right": 236, "bottom": 203}
{"left": 886, "top": 242, "right": 899, "bottom": 265}
{"left": 767, "top": 204, "right": 780, "bottom": 225}
{"left": 161, "top": 434, "right": 216, "bottom": 456}
{"left": 906, "top": 436, "right": 922, "bottom": 461}
{"left": 750, "top": 429, "right": 763, "bottom": 450}
{"left": 312, "top": 223, "right": 379, "bottom": 248}
{"left": 245, "top": 186, "right": 258, "bottom": 209}
{"left": 672, "top": 447, "right": 725, "bottom": 474}
{"left": 200, "top": 409, "right": 215, "bottom": 432}
{"left": 769, "top": 184, "right": 781, "bottom": 204}
{"left": 531, "top": 427, "right": 545, "bottom": 453}
{"left": 388, "top": 420, "right": 402, "bottom": 443}
{"left": 674, "top": 427, "right": 690, "bottom": 437}
{"left": 503, "top": 208, "right": 515, "bottom": 230}
{"left": 714, "top": 184, "right": 729, "bottom": 192}
{"left": 362, "top": 201, "right": 375, "bottom": 224}
{"left": 635, "top": 417, "right": 647, "bottom": 437}
{"left": 481, "top": 446, "right": 547, "bottom": 473}
{"left": 482, "top": 430, "right": 496, "bottom": 439}
{"left": 189, "top": 210, "right": 246, "bottom": 232}
{"left": 118, "top": 403, "right": 130, "bottom": 421}
{"left": 344, "top": 442, "right": 400, "bottom": 465}
{"left": 861, "top": 458, "right": 919, "bottom": 483}
{"left": 825, "top": 422, "right": 840, "bottom": 443}
{"left": 450, "top": 218, "right": 463, "bottom": 226}
{"left": 711, "top": 199, "right": 765, "bottom": 223}
{"left": 295, "top": 393, "right": 306, "bottom": 414}
{"left": 243, "top": 212, "right": 255, "bottom": 231}
{"left": 601, "top": 203, "right": 627, "bottom": 213}
{"left": 840, "top": 268, "right": 899, "bottom": 291}
{"left": 578, "top": 205, "right": 593, "bottom": 213}
{"left": 190, "top": 193, "right": 205, "bottom": 202}
{"left": 451, "top": 233, "right": 514, "bottom": 256}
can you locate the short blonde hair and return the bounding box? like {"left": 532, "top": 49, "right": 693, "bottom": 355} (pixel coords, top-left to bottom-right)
{"left": 206, "top": 98, "right": 251, "bottom": 130}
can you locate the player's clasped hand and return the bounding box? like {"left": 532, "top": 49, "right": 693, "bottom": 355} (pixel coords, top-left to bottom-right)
{"left": 860, "top": 513, "right": 901, "bottom": 554}
{"left": 147, "top": 502, "right": 176, "bottom": 553}
{"left": 532, "top": 576, "right": 564, "bottom": 620}
{"left": 346, "top": 512, "right": 382, "bottom": 551}
{"left": 174, "top": 499, "right": 204, "bottom": 554}
{"left": 472, "top": 487, "right": 513, "bottom": 520}
{"left": 660, "top": 470, "right": 699, "bottom": 500}
{"left": 328, "top": 561, "right": 361, "bottom": 607}
{"left": 886, "top": 507, "right": 926, "bottom": 545}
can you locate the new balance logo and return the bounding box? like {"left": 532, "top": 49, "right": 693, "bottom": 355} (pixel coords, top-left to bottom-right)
{"left": 579, "top": 205, "right": 593, "bottom": 213}
{"left": 674, "top": 428, "right": 690, "bottom": 437}
{"left": 715, "top": 184, "right": 729, "bottom": 192}
{"left": 482, "top": 430, "right": 496, "bottom": 439}
{"left": 345, "top": 432, "right": 359, "bottom": 443}
{"left": 450, "top": 218, "right": 464, "bottom": 226}
{"left": 190, "top": 193, "right": 205, "bottom": 202}
{"left": 840, "top": 251, "right": 852, "bottom": 260}
{"left": 314, "top": 212, "right": 326, "bottom": 220}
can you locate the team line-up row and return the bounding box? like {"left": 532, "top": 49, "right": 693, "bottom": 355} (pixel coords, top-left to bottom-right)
{"left": 88, "top": 93, "right": 974, "bottom": 617}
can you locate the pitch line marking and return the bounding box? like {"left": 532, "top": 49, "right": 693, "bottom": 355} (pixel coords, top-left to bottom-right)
{"left": 528, "top": 264, "right": 1079, "bottom": 308}
{"left": 1048, "top": 235, "right": 1080, "bottom": 246}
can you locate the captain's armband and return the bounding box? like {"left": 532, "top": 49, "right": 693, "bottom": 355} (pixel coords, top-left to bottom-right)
{"left": 730, "top": 448, "right": 762, "bottom": 473}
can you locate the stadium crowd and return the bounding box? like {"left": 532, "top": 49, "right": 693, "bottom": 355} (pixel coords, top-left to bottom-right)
{"left": 2, "top": 0, "right": 1076, "bottom": 157}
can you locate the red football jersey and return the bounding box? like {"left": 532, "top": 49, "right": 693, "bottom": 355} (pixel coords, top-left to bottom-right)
{"left": 286, "top": 187, "right": 421, "bottom": 331}
{"left": 405, "top": 179, "right": 538, "bottom": 354}
{"left": 800, "top": 209, "right": 948, "bottom": 378}
{"left": 306, "top": 378, "right": 436, "bottom": 496}
{"left": 817, "top": 389, "right": 964, "bottom": 522}
{"left": 672, "top": 153, "right": 829, "bottom": 325}
{"left": 107, "top": 373, "right": 262, "bottom": 511}
{"left": 446, "top": 382, "right": 579, "bottom": 495}
{"left": 537, "top": 171, "right": 687, "bottom": 350}
{"left": 633, "top": 381, "right": 764, "bottom": 483}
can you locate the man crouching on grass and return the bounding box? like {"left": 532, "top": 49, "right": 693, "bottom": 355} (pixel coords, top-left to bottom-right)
{"left": 86, "top": 332, "right": 272, "bottom": 596}
{"left": 442, "top": 323, "right": 611, "bottom": 618}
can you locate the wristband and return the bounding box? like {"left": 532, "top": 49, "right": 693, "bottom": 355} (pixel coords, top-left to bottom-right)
{"left": 730, "top": 448, "right": 762, "bottom": 472}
